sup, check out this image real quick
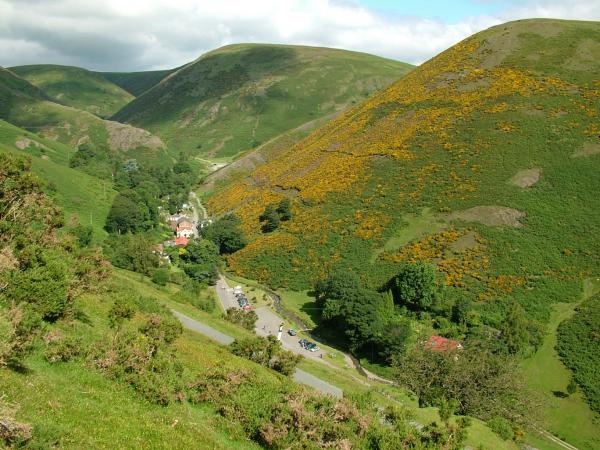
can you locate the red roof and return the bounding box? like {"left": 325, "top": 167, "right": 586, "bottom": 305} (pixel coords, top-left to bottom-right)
{"left": 424, "top": 335, "right": 462, "bottom": 353}
{"left": 174, "top": 236, "right": 189, "bottom": 246}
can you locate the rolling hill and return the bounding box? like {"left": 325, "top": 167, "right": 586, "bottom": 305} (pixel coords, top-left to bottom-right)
{"left": 112, "top": 44, "right": 413, "bottom": 162}
{"left": 100, "top": 68, "right": 176, "bottom": 97}
{"left": 10, "top": 64, "right": 134, "bottom": 117}
{"left": 206, "top": 19, "right": 600, "bottom": 447}
{"left": 0, "top": 66, "right": 169, "bottom": 168}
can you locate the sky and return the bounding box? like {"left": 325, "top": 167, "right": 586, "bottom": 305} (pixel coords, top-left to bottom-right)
{"left": 0, "top": 0, "right": 599, "bottom": 72}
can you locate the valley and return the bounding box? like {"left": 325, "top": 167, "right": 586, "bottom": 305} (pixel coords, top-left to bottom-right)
{"left": 1, "top": 14, "right": 599, "bottom": 450}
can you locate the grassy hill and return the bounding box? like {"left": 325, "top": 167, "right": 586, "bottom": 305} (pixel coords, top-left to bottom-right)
{"left": 112, "top": 44, "right": 413, "bottom": 162}
{"left": 206, "top": 19, "right": 600, "bottom": 446}
{"left": 0, "top": 66, "right": 169, "bottom": 168}
{"left": 100, "top": 68, "right": 176, "bottom": 97}
{"left": 0, "top": 119, "right": 115, "bottom": 236}
{"left": 10, "top": 64, "right": 135, "bottom": 117}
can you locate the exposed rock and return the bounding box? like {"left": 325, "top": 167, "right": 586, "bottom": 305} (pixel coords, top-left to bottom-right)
{"left": 510, "top": 168, "right": 541, "bottom": 188}
{"left": 446, "top": 206, "right": 526, "bottom": 227}
{"left": 104, "top": 120, "right": 164, "bottom": 151}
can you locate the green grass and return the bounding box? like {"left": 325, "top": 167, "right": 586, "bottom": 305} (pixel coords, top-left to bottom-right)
{"left": 113, "top": 44, "right": 413, "bottom": 162}
{"left": 10, "top": 64, "right": 134, "bottom": 117}
{"left": 0, "top": 119, "right": 116, "bottom": 236}
{"left": 521, "top": 296, "right": 600, "bottom": 450}
{"left": 0, "top": 356, "right": 256, "bottom": 450}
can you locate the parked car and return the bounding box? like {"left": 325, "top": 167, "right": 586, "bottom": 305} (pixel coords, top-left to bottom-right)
{"left": 307, "top": 343, "right": 319, "bottom": 352}
{"left": 288, "top": 329, "right": 296, "bottom": 336}
{"left": 298, "top": 338, "right": 308, "bottom": 349}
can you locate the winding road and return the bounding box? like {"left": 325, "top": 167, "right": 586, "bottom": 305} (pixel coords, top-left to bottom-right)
{"left": 171, "top": 308, "right": 343, "bottom": 398}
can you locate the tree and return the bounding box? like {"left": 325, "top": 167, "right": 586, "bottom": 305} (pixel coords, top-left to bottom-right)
{"left": 259, "top": 204, "right": 280, "bottom": 232}
{"left": 73, "top": 224, "right": 94, "bottom": 247}
{"left": 390, "top": 262, "right": 439, "bottom": 311}
{"left": 451, "top": 297, "right": 471, "bottom": 324}
{"left": 276, "top": 198, "right": 292, "bottom": 221}
{"left": 500, "top": 302, "right": 544, "bottom": 355}
{"left": 567, "top": 378, "right": 578, "bottom": 396}
{"left": 393, "top": 345, "right": 543, "bottom": 428}
{"left": 314, "top": 271, "right": 361, "bottom": 307}
{"left": 202, "top": 214, "right": 247, "bottom": 254}
{"left": 104, "top": 193, "right": 145, "bottom": 234}
{"left": 151, "top": 268, "right": 170, "bottom": 286}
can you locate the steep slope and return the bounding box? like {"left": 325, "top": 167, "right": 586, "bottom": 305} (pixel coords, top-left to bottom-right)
{"left": 209, "top": 19, "right": 600, "bottom": 305}
{"left": 10, "top": 64, "right": 134, "bottom": 117}
{"left": 0, "top": 119, "right": 116, "bottom": 235}
{"left": 112, "top": 44, "right": 413, "bottom": 161}
{"left": 100, "top": 68, "right": 176, "bottom": 96}
{"left": 0, "top": 66, "right": 168, "bottom": 167}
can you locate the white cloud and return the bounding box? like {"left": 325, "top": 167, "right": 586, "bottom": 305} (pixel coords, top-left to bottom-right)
{"left": 0, "top": 0, "right": 598, "bottom": 71}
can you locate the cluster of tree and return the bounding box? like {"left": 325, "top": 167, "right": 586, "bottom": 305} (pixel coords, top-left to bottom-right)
{"left": 201, "top": 214, "right": 247, "bottom": 254}
{"left": 177, "top": 240, "right": 220, "bottom": 285}
{"left": 103, "top": 153, "right": 197, "bottom": 235}
{"left": 103, "top": 233, "right": 159, "bottom": 275}
{"left": 259, "top": 199, "right": 292, "bottom": 232}
{"left": 393, "top": 342, "right": 543, "bottom": 439}
{"left": 556, "top": 293, "right": 600, "bottom": 413}
{"left": 315, "top": 271, "right": 411, "bottom": 362}
{"left": 230, "top": 335, "right": 302, "bottom": 376}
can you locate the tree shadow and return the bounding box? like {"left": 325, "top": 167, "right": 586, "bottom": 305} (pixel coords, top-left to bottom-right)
{"left": 552, "top": 390, "right": 569, "bottom": 398}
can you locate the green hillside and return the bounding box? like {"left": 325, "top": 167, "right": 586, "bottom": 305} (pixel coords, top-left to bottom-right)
{"left": 0, "top": 66, "right": 169, "bottom": 168}
{"left": 0, "top": 119, "right": 115, "bottom": 235}
{"left": 112, "top": 44, "right": 413, "bottom": 162}
{"left": 207, "top": 19, "right": 600, "bottom": 447}
{"left": 0, "top": 154, "right": 511, "bottom": 448}
{"left": 10, "top": 64, "right": 135, "bottom": 117}
{"left": 100, "top": 68, "right": 176, "bottom": 96}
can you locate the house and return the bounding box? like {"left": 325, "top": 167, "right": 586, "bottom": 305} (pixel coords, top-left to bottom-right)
{"left": 174, "top": 236, "right": 189, "bottom": 247}
{"left": 176, "top": 220, "right": 195, "bottom": 238}
{"left": 168, "top": 213, "right": 184, "bottom": 223}
{"left": 423, "top": 335, "right": 463, "bottom": 353}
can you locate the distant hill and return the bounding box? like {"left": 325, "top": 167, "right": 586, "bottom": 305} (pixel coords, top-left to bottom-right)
{"left": 112, "top": 44, "right": 413, "bottom": 162}
{"left": 100, "top": 68, "right": 176, "bottom": 96}
{"left": 0, "top": 66, "right": 169, "bottom": 168}
{"left": 10, "top": 64, "right": 134, "bottom": 117}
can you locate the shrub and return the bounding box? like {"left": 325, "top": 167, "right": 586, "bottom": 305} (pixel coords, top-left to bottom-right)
{"left": 224, "top": 308, "right": 258, "bottom": 330}
{"left": 0, "top": 304, "right": 42, "bottom": 369}
{"left": 0, "top": 399, "right": 32, "bottom": 446}
{"left": 488, "top": 416, "right": 514, "bottom": 440}
{"left": 43, "top": 332, "right": 83, "bottom": 364}
{"left": 151, "top": 268, "right": 170, "bottom": 286}
{"left": 230, "top": 335, "right": 302, "bottom": 376}
{"left": 108, "top": 297, "right": 136, "bottom": 328}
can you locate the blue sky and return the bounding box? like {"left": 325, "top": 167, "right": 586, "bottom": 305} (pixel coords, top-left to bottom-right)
{"left": 359, "top": 0, "right": 516, "bottom": 22}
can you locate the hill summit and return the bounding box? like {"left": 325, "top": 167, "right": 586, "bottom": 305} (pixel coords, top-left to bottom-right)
{"left": 208, "top": 19, "right": 600, "bottom": 311}
{"left": 112, "top": 43, "right": 412, "bottom": 161}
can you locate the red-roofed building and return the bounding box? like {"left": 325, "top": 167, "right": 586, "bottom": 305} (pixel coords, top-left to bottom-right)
{"left": 174, "top": 236, "right": 189, "bottom": 247}
{"left": 424, "top": 335, "right": 463, "bottom": 353}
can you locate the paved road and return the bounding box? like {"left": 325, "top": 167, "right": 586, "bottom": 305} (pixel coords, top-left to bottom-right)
{"left": 171, "top": 309, "right": 342, "bottom": 398}
{"left": 171, "top": 310, "right": 233, "bottom": 345}
{"left": 214, "top": 275, "right": 340, "bottom": 369}
{"left": 214, "top": 275, "right": 239, "bottom": 310}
